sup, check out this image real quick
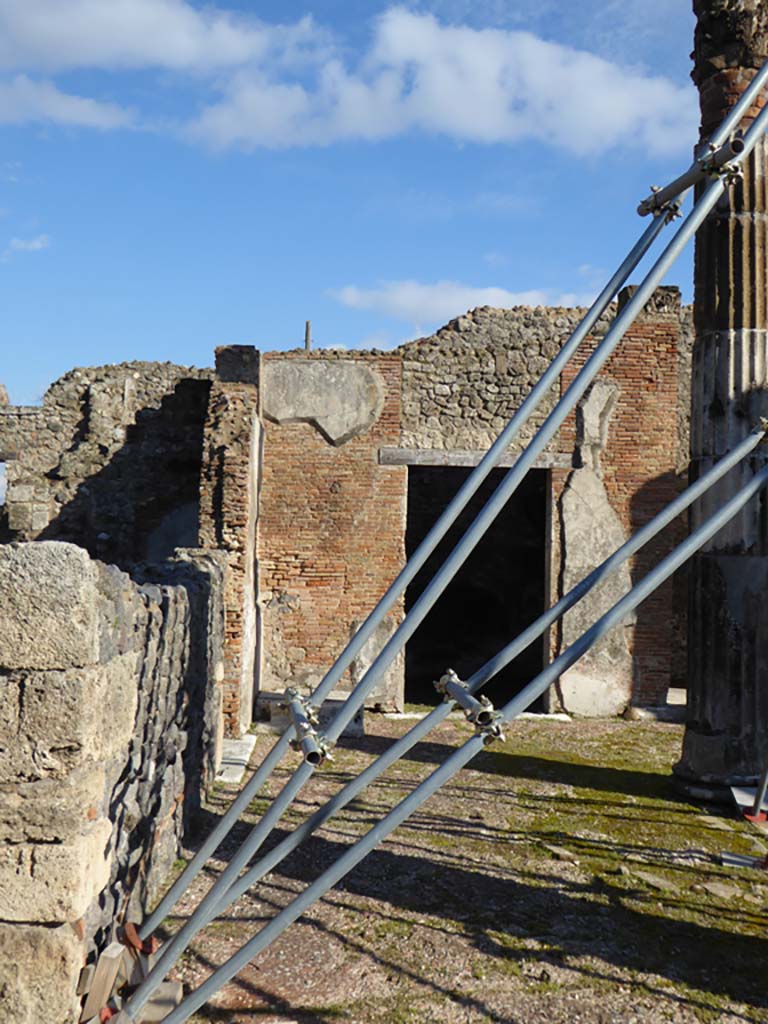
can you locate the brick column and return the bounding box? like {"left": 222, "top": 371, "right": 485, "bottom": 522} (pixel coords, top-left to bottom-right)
{"left": 198, "top": 347, "right": 261, "bottom": 737}
{"left": 678, "top": 1, "right": 768, "bottom": 788}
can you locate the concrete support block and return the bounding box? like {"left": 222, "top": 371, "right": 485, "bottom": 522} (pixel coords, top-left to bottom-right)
{"left": 0, "top": 818, "right": 113, "bottom": 922}
{"left": 0, "top": 922, "right": 83, "bottom": 1024}
{"left": 0, "top": 542, "right": 99, "bottom": 670}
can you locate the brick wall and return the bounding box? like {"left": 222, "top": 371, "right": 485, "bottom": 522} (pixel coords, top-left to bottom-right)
{"left": 258, "top": 350, "right": 407, "bottom": 704}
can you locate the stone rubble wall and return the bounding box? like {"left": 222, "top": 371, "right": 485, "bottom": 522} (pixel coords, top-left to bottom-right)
{"left": 399, "top": 304, "right": 616, "bottom": 453}
{"left": 0, "top": 541, "right": 225, "bottom": 1024}
{"left": 0, "top": 361, "right": 212, "bottom": 567}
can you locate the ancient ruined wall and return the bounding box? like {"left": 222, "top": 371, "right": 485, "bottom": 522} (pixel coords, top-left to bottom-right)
{"left": 0, "top": 362, "right": 212, "bottom": 566}
{"left": 398, "top": 289, "right": 683, "bottom": 712}
{"left": 257, "top": 350, "right": 406, "bottom": 707}
{"left": 553, "top": 289, "right": 683, "bottom": 708}
{"left": 400, "top": 304, "right": 612, "bottom": 453}
{"left": 0, "top": 542, "right": 224, "bottom": 1024}
{"left": 198, "top": 347, "right": 261, "bottom": 737}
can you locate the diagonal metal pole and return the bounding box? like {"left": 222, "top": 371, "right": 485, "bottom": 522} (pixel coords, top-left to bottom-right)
{"left": 180, "top": 429, "right": 768, "bottom": 923}
{"left": 638, "top": 56, "right": 768, "bottom": 214}
{"left": 127, "top": 163, "right": 742, "bottom": 1017}
{"left": 132, "top": 93, "right": 768, "bottom": 1018}
{"left": 140, "top": 52, "right": 768, "bottom": 946}
{"left": 139, "top": 211, "right": 667, "bottom": 943}
{"left": 153, "top": 461, "right": 768, "bottom": 1024}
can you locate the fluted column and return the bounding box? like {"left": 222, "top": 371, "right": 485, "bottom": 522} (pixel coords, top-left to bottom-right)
{"left": 678, "top": 0, "right": 768, "bottom": 788}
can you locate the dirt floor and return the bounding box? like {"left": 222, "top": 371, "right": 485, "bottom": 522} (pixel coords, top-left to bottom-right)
{"left": 158, "top": 714, "right": 768, "bottom": 1024}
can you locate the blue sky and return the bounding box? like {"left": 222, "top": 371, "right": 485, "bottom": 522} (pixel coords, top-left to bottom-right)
{"left": 0, "top": 0, "right": 699, "bottom": 407}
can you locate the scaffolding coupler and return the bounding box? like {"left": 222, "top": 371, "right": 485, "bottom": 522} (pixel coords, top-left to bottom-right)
{"left": 637, "top": 137, "right": 745, "bottom": 217}
{"left": 284, "top": 688, "right": 333, "bottom": 766}
{"left": 434, "top": 669, "right": 505, "bottom": 742}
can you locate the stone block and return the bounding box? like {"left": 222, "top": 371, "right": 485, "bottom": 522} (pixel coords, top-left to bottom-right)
{"left": 0, "top": 921, "right": 83, "bottom": 1024}
{"left": 0, "top": 818, "right": 113, "bottom": 922}
{"left": 0, "top": 764, "right": 106, "bottom": 843}
{"left": 262, "top": 359, "right": 384, "bottom": 445}
{"left": 0, "top": 542, "right": 99, "bottom": 670}
{"left": 0, "top": 657, "right": 138, "bottom": 782}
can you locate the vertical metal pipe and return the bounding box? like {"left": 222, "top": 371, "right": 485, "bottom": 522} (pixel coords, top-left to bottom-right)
{"left": 137, "top": 212, "right": 667, "bottom": 941}
{"left": 157, "top": 462, "right": 768, "bottom": 1024}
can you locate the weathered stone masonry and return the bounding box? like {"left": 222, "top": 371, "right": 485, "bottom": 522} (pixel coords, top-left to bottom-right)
{"left": 0, "top": 292, "right": 691, "bottom": 739}
{"left": 0, "top": 542, "right": 224, "bottom": 1023}
{"left": 0, "top": 287, "right": 690, "bottom": 1020}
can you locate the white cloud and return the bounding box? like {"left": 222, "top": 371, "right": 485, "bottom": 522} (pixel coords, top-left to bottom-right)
{"left": 0, "top": 0, "right": 328, "bottom": 73}
{"left": 2, "top": 233, "right": 51, "bottom": 262}
{"left": 0, "top": 75, "right": 131, "bottom": 127}
{"left": 0, "top": 4, "right": 697, "bottom": 153}
{"left": 188, "top": 7, "right": 696, "bottom": 153}
{"left": 332, "top": 279, "right": 555, "bottom": 325}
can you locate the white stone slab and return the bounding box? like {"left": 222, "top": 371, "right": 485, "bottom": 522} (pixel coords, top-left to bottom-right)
{"left": 730, "top": 785, "right": 768, "bottom": 815}
{"left": 216, "top": 734, "right": 258, "bottom": 784}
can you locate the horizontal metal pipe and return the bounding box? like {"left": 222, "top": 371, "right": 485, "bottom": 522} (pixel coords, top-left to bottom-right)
{"left": 159, "top": 461, "right": 768, "bottom": 1024}
{"left": 639, "top": 58, "right": 768, "bottom": 217}
{"left": 135, "top": 204, "right": 667, "bottom": 946}
{"left": 168, "top": 427, "right": 767, "bottom": 926}
{"left": 638, "top": 138, "right": 744, "bottom": 215}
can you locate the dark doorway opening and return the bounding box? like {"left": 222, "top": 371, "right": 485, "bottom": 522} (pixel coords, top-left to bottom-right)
{"left": 404, "top": 466, "right": 547, "bottom": 709}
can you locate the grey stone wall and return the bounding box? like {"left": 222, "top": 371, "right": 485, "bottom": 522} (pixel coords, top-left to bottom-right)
{"left": 399, "top": 304, "right": 615, "bottom": 453}
{"left": 0, "top": 542, "right": 224, "bottom": 1023}
{"left": 0, "top": 362, "right": 212, "bottom": 567}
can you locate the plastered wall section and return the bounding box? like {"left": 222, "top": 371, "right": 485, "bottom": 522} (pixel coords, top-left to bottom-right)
{"left": 258, "top": 351, "right": 407, "bottom": 705}
{"left": 552, "top": 297, "right": 682, "bottom": 706}
{"left": 0, "top": 542, "right": 225, "bottom": 1024}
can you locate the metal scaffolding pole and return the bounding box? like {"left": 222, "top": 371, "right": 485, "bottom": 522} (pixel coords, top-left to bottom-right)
{"left": 638, "top": 56, "right": 768, "bottom": 215}
{"left": 174, "top": 429, "right": 767, "bottom": 927}
{"left": 150, "top": 460, "right": 768, "bottom": 1024}
{"left": 123, "top": 83, "right": 768, "bottom": 1023}
{"left": 139, "top": 211, "right": 667, "bottom": 943}
{"left": 129, "top": 131, "right": 754, "bottom": 1016}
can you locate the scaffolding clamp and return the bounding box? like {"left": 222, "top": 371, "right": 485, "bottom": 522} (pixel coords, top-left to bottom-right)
{"left": 284, "top": 688, "right": 333, "bottom": 766}
{"left": 698, "top": 142, "right": 744, "bottom": 188}
{"left": 433, "top": 669, "right": 500, "bottom": 736}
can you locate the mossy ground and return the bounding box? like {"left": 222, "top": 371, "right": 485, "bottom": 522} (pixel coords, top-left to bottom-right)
{"left": 162, "top": 715, "right": 768, "bottom": 1024}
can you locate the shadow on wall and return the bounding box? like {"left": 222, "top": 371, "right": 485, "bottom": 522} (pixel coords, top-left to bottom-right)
{"left": 37, "top": 378, "right": 210, "bottom": 570}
